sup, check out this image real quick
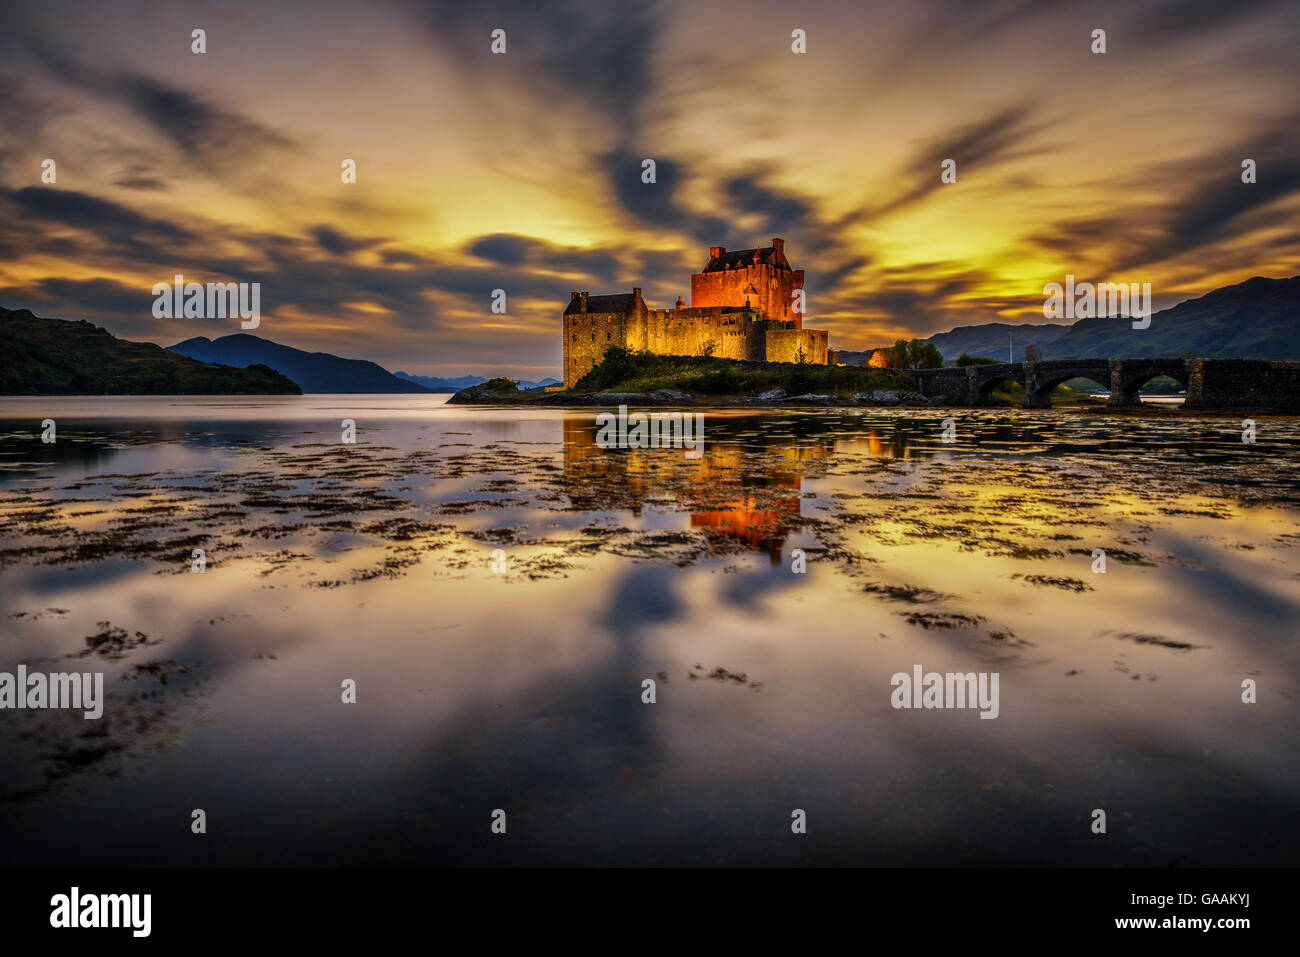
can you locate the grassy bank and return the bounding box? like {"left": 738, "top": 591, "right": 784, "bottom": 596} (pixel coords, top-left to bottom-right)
{"left": 573, "top": 348, "right": 911, "bottom": 396}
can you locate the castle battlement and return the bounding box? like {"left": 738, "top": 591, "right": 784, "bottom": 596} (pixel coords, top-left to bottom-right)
{"left": 562, "top": 239, "right": 829, "bottom": 388}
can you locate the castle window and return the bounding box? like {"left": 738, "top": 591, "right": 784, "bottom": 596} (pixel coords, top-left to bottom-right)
{"left": 606, "top": 332, "right": 612, "bottom": 341}
{"left": 591, "top": 332, "right": 596, "bottom": 341}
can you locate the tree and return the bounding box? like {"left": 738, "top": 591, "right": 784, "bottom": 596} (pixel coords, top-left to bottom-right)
{"left": 890, "top": 338, "right": 910, "bottom": 369}
{"left": 914, "top": 341, "right": 943, "bottom": 369}
{"left": 956, "top": 352, "right": 998, "bottom": 367}
{"left": 891, "top": 338, "right": 943, "bottom": 370}
{"left": 1024, "top": 343, "right": 1043, "bottom": 362}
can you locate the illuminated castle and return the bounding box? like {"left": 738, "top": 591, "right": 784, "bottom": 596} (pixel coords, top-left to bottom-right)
{"left": 562, "top": 239, "right": 831, "bottom": 388}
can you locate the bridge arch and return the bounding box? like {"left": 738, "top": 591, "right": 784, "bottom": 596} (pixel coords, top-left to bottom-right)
{"left": 1023, "top": 360, "right": 1112, "bottom": 408}
{"left": 1108, "top": 359, "right": 1193, "bottom": 407}
{"left": 971, "top": 364, "right": 1024, "bottom": 404}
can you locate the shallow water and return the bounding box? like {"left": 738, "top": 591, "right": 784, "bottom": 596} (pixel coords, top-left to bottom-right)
{"left": 1, "top": 395, "right": 1297, "bottom": 866}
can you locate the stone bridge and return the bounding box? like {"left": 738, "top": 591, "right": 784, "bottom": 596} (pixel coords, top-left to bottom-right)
{"left": 911, "top": 358, "right": 1300, "bottom": 410}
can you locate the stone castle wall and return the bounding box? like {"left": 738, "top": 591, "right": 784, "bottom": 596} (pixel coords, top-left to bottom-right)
{"left": 764, "top": 328, "right": 829, "bottom": 365}
{"left": 564, "top": 307, "right": 639, "bottom": 389}
{"left": 634, "top": 308, "right": 767, "bottom": 362}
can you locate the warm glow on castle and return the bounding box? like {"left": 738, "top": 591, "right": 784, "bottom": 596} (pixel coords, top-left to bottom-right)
{"left": 562, "top": 239, "right": 831, "bottom": 388}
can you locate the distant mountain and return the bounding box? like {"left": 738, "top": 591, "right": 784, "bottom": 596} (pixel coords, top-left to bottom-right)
{"left": 839, "top": 275, "right": 1300, "bottom": 364}
{"left": 394, "top": 371, "right": 561, "bottom": 392}
{"left": 168, "top": 334, "right": 430, "bottom": 393}
{"left": 393, "top": 372, "right": 487, "bottom": 392}
{"left": 926, "top": 322, "right": 1070, "bottom": 362}
{"left": 1041, "top": 275, "right": 1300, "bottom": 359}
{"left": 520, "top": 377, "right": 562, "bottom": 391}
{"left": 0, "top": 307, "right": 300, "bottom": 395}
{"left": 839, "top": 323, "right": 1068, "bottom": 365}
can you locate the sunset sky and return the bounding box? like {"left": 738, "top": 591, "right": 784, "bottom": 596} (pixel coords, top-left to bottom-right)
{"left": 1, "top": 0, "right": 1297, "bottom": 379}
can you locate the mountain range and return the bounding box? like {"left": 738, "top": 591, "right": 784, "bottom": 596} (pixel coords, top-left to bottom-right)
{"left": 168, "top": 334, "right": 431, "bottom": 393}
{"left": 840, "top": 274, "right": 1300, "bottom": 364}
{"left": 1038, "top": 275, "right": 1300, "bottom": 360}
{"left": 393, "top": 371, "right": 561, "bottom": 392}
{"left": 0, "top": 308, "right": 300, "bottom": 395}
{"left": 166, "top": 334, "right": 560, "bottom": 393}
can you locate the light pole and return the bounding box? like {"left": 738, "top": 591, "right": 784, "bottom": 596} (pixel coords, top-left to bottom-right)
{"left": 1008, "top": 331, "right": 1013, "bottom": 363}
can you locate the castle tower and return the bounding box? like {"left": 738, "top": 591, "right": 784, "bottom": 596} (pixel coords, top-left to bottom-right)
{"left": 689, "top": 238, "right": 806, "bottom": 328}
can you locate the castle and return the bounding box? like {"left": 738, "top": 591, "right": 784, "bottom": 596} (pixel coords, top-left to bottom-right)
{"left": 563, "top": 238, "right": 831, "bottom": 388}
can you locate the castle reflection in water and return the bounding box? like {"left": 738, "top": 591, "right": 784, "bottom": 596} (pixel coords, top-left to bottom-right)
{"left": 561, "top": 412, "right": 930, "bottom": 563}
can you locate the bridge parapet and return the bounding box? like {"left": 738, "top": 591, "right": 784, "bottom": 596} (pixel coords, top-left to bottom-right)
{"left": 912, "top": 357, "right": 1300, "bottom": 409}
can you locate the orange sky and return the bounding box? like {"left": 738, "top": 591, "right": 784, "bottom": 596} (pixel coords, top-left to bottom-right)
{"left": 1, "top": 0, "right": 1297, "bottom": 377}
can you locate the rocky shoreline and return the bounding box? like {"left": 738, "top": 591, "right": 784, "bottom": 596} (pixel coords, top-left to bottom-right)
{"left": 445, "top": 382, "right": 1240, "bottom": 412}
{"left": 449, "top": 383, "right": 945, "bottom": 408}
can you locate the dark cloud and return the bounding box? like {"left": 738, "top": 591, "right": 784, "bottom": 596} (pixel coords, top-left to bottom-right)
{"left": 722, "top": 174, "right": 821, "bottom": 246}
{"left": 11, "top": 32, "right": 295, "bottom": 173}
{"left": 604, "top": 150, "right": 837, "bottom": 255}
{"left": 466, "top": 233, "right": 623, "bottom": 285}
{"left": 1138, "top": 0, "right": 1292, "bottom": 39}
{"left": 1027, "top": 127, "right": 1300, "bottom": 274}
{"left": 601, "top": 152, "right": 878, "bottom": 313}
{"left": 0, "top": 276, "right": 157, "bottom": 336}
{"left": 1145, "top": 155, "right": 1300, "bottom": 268}
{"left": 410, "top": 0, "right": 660, "bottom": 141}
{"left": 113, "top": 176, "right": 167, "bottom": 191}
{"left": 0, "top": 74, "right": 61, "bottom": 174}
{"left": 312, "top": 225, "right": 380, "bottom": 257}
{"left": 4, "top": 187, "right": 193, "bottom": 253}
{"left": 380, "top": 249, "right": 429, "bottom": 267}
{"left": 467, "top": 234, "right": 534, "bottom": 266}
{"left": 864, "top": 105, "right": 1045, "bottom": 220}
{"left": 603, "top": 151, "right": 726, "bottom": 242}
{"left": 32, "top": 277, "right": 152, "bottom": 314}
{"left": 108, "top": 75, "right": 296, "bottom": 167}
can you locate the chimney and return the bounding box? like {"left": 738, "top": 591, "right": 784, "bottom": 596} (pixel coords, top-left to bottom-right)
{"left": 709, "top": 246, "right": 725, "bottom": 260}
{"left": 632, "top": 287, "right": 642, "bottom": 306}
{"left": 772, "top": 238, "right": 785, "bottom": 261}
{"left": 675, "top": 295, "right": 685, "bottom": 309}
{"left": 580, "top": 291, "right": 588, "bottom": 312}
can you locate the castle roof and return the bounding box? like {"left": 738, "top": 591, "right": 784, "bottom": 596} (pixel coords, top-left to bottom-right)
{"left": 700, "top": 245, "right": 790, "bottom": 273}
{"left": 564, "top": 293, "right": 637, "bottom": 315}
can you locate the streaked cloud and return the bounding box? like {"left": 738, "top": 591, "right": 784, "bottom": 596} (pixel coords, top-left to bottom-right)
{"left": 0, "top": 0, "right": 1296, "bottom": 376}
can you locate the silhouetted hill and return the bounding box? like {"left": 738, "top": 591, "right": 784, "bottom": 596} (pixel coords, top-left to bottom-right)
{"left": 927, "top": 322, "right": 1070, "bottom": 362}
{"left": 168, "top": 334, "right": 431, "bottom": 393}
{"left": 839, "top": 275, "right": 1300, "bottom": 363}
{"left": 839, "top": 323, "right": 1068, "bottom": 365}
{"left": 0, "top": 307, "right": 301, "bottom": 395}
{"left": 1042, "top": 275, "right": 1300, "bottom": 359}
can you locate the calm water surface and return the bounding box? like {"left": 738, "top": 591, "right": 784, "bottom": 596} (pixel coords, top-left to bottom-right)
{"left": 1, "top": 395, "right": 1297, "bottom": 866}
